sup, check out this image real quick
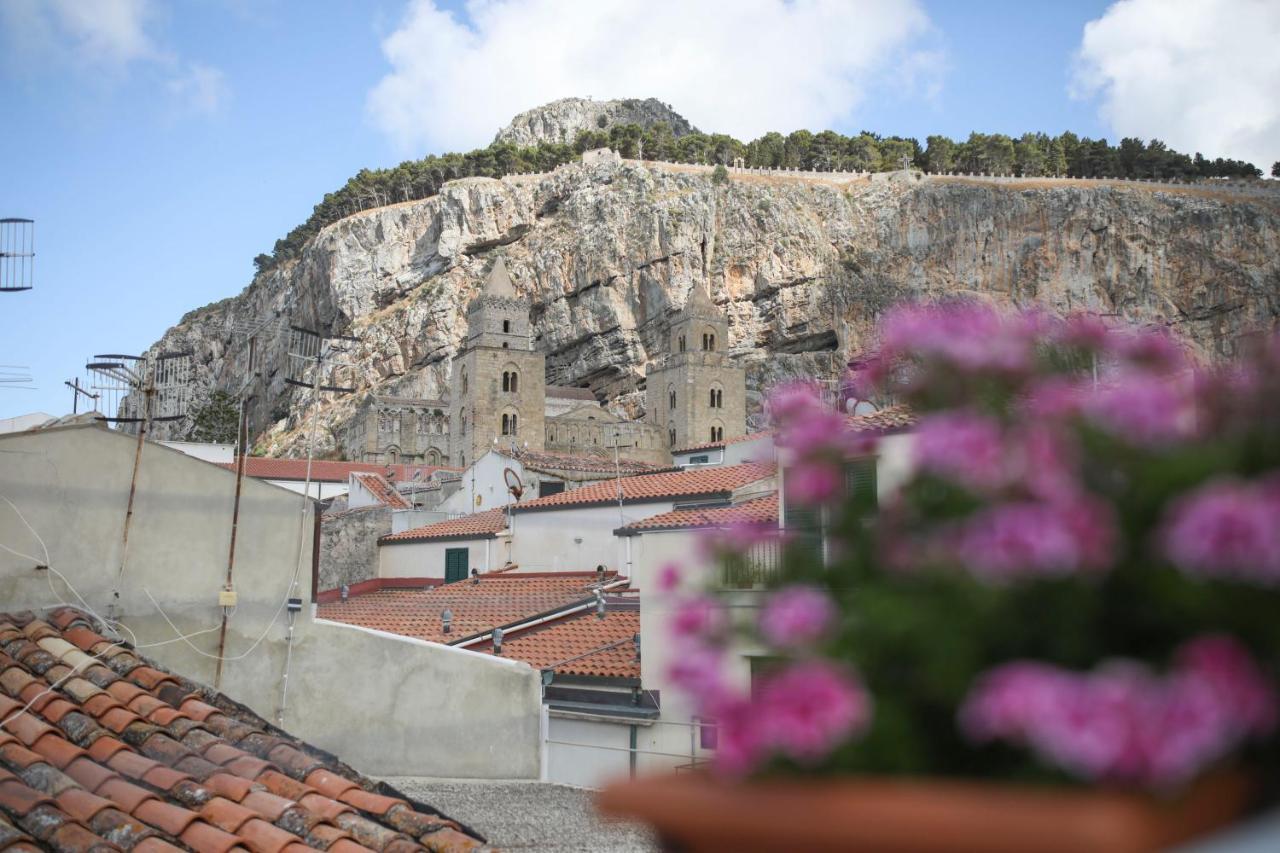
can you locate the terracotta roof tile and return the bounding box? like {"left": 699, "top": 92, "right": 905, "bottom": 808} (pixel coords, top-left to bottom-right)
{"left": 508, "top": 447, "right": 673, "bottom": 477}
{"left": 318, "top": 572, "right": 624, "bottom": 644}
{"left": 481, "top": 609, "right": 641, "bottom": 679}
{"left": 511, "top": 462, "right": 775, "bottom": 512}
{"left": 219, "top": 458, "right": 459, "bottom": 485}
{"left": 0, "top": 608, "right": 486, "bottom": 850}
{"left": 844, "top": 404, "right": 917, "bottom": 433}
{"left": 351, "top": 472, "right": 412, "bottom": 510}
{"left": 618, "top": 492, "right": 779, "bottom": 533}
{"left": 380, "top": 508, "right": 508, "bottom": 544}
{"left": 671, "top": 429, "right": 774, "bottom": 454}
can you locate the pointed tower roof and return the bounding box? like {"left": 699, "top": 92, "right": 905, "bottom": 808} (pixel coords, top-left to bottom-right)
{"left": 682, "top": 282, "right": 719, "bottom": 318}
{"left": 484, "top": 256, "right": 518, "bottom": 299}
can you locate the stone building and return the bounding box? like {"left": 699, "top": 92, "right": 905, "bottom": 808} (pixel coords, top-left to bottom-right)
{"left": 348, "top": 258, "right": 744, "bottom": 469}
{"left": 645, "top": 283, "right": 747, "bottom": 449}
{"left": 345, "top": 395, "right": 449, "bottom": 465}
{"left": 449, "top": 257, "right": 547, "bottom": 468}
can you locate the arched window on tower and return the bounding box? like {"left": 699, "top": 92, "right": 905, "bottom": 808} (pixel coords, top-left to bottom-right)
{"left": 502, "top": 372, "right": 509, "bottom": 392}
{"left": 678, "top": 334, "right": 686, "bottom": 353}
{"left": 511, "top": 372, "right": 518, "bottom": 393}
{"left": 501, "top": 414, "right": 510, "bottom": 435}
{"left": 461, "top": 368, "right": 468, "bottom": 396}
{"left": 669, "top": 427, "right": 676, "bottom": 446}
{"left": 669, "top": 388, "right": 676, "bottom": 411}
{"left": 511, "top": 413, "right": 518, "bottom": 435}
{"left": 709, "top": 333, "right": 716, "bottom": 351}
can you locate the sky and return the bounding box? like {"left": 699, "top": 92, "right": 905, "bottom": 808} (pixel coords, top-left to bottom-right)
{"left": 2, "top": 0, "right": 1278, "bottom": 420}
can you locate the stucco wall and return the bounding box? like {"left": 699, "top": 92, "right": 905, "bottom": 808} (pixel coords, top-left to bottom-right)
{"left": 0, "top": 424, "right": 542, "bottom": 779}
{"left": 510, "top": 502, "right": 675, "bottom": 574}
{"left": 380, "top": 535, "right": 505, "bottom": 578}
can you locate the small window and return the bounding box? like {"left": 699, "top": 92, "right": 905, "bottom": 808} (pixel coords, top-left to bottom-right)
{"left": 503, "top": 319, "right": 511, "bottom": 333}
{"left": 511, "top": 413, "right": 518, "bottom": 435}
{"left": 669, "top": 390, "right": 676, "bottom": 411}
{"left": 669, "top": 428, "right": 676, "bottom": 446}
{"left": 461, "top": 369, "right": 468, "bottom": 395}
{"left": 702, "top": 333, "right": 709, "bottom": 351}
{"left": 502, "top": 342, "right": 509, "bottom": 349}
{"left": 678, "top": 335, "right": 686, "bottom": 353}
{"left": 511, "top": 372, "right": 518, "bottom": 393}
{"left": 501, "top": 414, "right": 510, "bottom": 435}
{"left": 690, "top": 454, "right": 710, "bottom": 464}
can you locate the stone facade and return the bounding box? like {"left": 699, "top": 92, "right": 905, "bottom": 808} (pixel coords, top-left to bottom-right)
{"left": 544, "top": 403, "right": 670, "bottom": 465}
{"left": 318, "top": 505, "right": 390, "bottom": 593}
{"left": 449, "top": 257, "right": 547, "bottom": 468}
{"left": 645, "top": 284, "right": 747, "bottom": 450}
{"left": 345, "top": 395, "right": 449, "bottom": 465}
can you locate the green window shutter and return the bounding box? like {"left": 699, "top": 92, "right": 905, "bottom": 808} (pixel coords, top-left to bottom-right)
{"left": 782, "top": 478, "right": 823, "bottom": 563}
{"left": 845, "top": 457, "right": 878, "bottom": 517}
{"left": 444, "top": 547, "right": 469, "bottom": 583}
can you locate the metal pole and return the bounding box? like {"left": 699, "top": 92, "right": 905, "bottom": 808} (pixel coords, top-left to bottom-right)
{"left": 215, "top": 395, "right": 249, "bottom": 689}
{"left": 113, "top": 371, "right": 153, "bottom": 619}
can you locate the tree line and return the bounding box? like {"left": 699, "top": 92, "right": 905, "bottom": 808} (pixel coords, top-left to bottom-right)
{"left": 255, "top": 124, "right": 1266, "bottom": 274}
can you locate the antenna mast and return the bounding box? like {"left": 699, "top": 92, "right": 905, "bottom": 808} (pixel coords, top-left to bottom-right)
{"left": 0, "top": 218, "right": 34, "bottom": 293}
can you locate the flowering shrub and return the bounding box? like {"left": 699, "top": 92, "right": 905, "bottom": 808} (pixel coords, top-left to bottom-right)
{"left": 663, "top": 303, "right": 1280, "bottom": 790}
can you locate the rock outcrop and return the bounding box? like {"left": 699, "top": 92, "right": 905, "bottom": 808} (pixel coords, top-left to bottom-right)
{"left": 143, "top": 157, "right": 1280, "bottom": 457}
{"left": 495, "top": 97, "right": 698, "bottom": 146}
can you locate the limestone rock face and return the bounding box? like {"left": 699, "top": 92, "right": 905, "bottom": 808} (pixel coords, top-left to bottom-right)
{"left": 144, "top": 161, "right": 1280, "bottom": 456}
{"left": 494, "top": 97, "right": 698, "bottom": 146}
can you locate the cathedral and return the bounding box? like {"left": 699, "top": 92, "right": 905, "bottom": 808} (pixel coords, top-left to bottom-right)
{"left": 344, "top": 257, "right": 745, "bottom": 468}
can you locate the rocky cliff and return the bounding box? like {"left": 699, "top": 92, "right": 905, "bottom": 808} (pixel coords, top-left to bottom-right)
{"left": 495, "top": 97, "right": 698, "bottom": 146}
{"left": 146, "top": 158, "right": 1280, "bottom": 456}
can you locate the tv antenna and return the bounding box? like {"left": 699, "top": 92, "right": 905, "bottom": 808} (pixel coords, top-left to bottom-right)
{"left": 0, "top": 365, "right": 35, "bottom": 391}
{"left": 0, "top": 218, "right": 34, "bottom": 292}
{"left": 85, "top": 350, "right": 194, "bottom": 618}
{"left": 64, "top": 377, "right": 99, "bottom": 413}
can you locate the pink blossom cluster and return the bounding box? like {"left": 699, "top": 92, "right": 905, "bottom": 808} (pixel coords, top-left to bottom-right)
{"left": 879, "top": 302, "right": 1039, "bottom": 374}
{"left": 959, "top": 636, "right": 1277, "bottom": 787}
{"left": 768, "top": 382, "right": 864, "bottom": 506}
{"left": 950, "top": 498, "right": 1117, "bottom": 580}
{"left": 1160, "top": 476, "right": 1280, "bottom": 585}
{"left": 913, "top": 411, "right": 1007, "bottom": 491}
{"left": 758, "top": 585, "right": 837, "bottom": 648}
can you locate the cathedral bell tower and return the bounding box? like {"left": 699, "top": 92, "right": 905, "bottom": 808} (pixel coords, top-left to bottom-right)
{"left": 646, "top": 283, "right": 746, "bottom": 450}
{"left": 448, "top": 257, "right": 546, "bottom": 467}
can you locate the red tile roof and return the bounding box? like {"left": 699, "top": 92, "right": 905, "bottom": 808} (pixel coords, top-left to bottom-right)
{"left": 671, "top": 430, "right": 774, "bottom": 455}
{"left": 350, "top": 472, "right": 411, "bottom": 510}
{"left": 617, "top": 493, "right": 778, "bottom": 533}
{"left": 219, "top": 458, "right": 459, "bottom": 484}
{"left": 845, "top": 405, "right": 916, "bottom": 433}
{"left": 380, "top": 508, "right": 508, "bottom": 544}
{"left": 482, "top": 609, "right": 640, "bottom": 679}
{"left": 0, "top": 607, "right": 483, "bottom": 851}
{"left": 317, "top": 573, "right": 623, "bottom": 644}
{"left": 511, "top": 462, "right": 775, "bottom": 512}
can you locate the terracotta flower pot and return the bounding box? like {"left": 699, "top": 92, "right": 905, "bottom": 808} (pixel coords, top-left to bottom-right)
{"left": 596, "top": 771, "right": 1252, "bottom": 853}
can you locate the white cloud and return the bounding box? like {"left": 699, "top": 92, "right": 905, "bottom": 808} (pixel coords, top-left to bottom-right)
{"left": 168, "top": 63, "right": 230, "bottom": 116}
{"left": 1073, "top": 0, "right": 1280, "bottom": 171}
{"left": 0, "top": 0, "right": 229, "bottom": 118}
{"left": 367, "top": 0, "right": 938, "bottom": 153}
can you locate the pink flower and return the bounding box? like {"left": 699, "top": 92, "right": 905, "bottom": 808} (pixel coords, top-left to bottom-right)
{"left": 913, "top": 411, "right": 1006, "bottom": 491}
{"left": 786, "top": 459, "right": 842, "bottom": 506}
{"left": 1086, "top": 372, "right": 1197, "bottom": 445}
{"left": 953, "top": 498, "right": 1117, "bottom": 580}
{"left": 668, "top": 596, "right": 725, "bottom": 640}
{"left": 1160, "top": 477, "right": 1280, "bottom": 584}
{"left": 758, "top": 585, "right": 836, "bottom": 648}
{"left": 1110, "top": 327, "right": 1188, "bottom": 374}
{"left": 754, "top": 662, "right": 872, "bottom": 763}
{"left": 656, "top": 562, "right": 681, "bottom": 593}
{"left": 666, "top": 643, "right": 729, "bottom": 697}
{"left": 766, "top": 382, "right": 826, "bottom": 424}
{"left": 959, "top": 637, "right": 1278, "bottom": 788}
{"left": 880, "top": 302, "right": 1036, "bottom": 374}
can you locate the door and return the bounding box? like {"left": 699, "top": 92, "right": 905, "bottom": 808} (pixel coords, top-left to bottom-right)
{"left": 444, "top": 547, "right": 469, "bottom": 583}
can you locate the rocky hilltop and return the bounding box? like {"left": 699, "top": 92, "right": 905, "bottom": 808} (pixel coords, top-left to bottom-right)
{"left": 145, "top": 157, "right": 1280, "bottom": 456}
{"left": 495, "top": 97, "right": 698, "bottom": 146}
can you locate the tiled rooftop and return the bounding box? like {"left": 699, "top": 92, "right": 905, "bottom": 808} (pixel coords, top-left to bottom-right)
{"left": 845, "top": 405, "right": 917, "bottom": 433}
{"left": 670, "top": 430, "right": 773, "bottom": 455}
{"left": 380, "top": 510, "right": 508, "bottom": 545}
{"left": 350, "top": 473, "right": 411, "bottom": 510}
{"left": 219, "top": 460, "right": 458, "bottom": 485}
{"left": 511, "top": 463, "right": 775, "bottom": 512}
{"left": 616, "top": 493, "right": 778, "bottom": 534}
{"left": 0, "top": 608, "right": 483, "bottom": 853}
{"left": 481, "top": 610, "right": 640, "bottom": 680}
{"left": 316, "top": 573, "right": 623, "bottom": 644}
{"left": 507, "top": 449, "right": 671, "bottom": 477}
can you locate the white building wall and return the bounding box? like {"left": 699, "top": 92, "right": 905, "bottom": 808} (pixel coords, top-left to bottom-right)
{"left": 510, "top": 501, "right": 675, "bottom": 574}
{"left": 379, "top": 535, "right": 507, "bottom": 578}
{"left": 724, "top": 434, "right": 776, "bottom": 465}
{"left": 438, "top": 451, "right": 524, "bottom": 514}
{"left": 0, "top": 425, "right": 541, "bottom": 779}
{"left": 158, "top": 440, "right": 235, "bottom": 464}
{"left": 266, "top": 479, "right": 349, "bottom": 501}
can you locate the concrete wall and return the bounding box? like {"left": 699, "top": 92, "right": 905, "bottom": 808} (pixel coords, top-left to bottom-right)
{"left": 438, "top": 451, "right": 521, "bottom": 515}
{"left": 266, "top": 479, "right": 349, "bottom": 500}
{"left": 0, "top": 424, "right": 542, "bottom": 779}
{"left": 380, "top": 534, "right": 506, "bottom": 578}
{"left": 158, "top": 440, "right": 234, "bottom": 463}
{"left": 724, "top": 434, "right": 775, "bottom": 466}
{"left": 510, "top": 502, "right": 676, "bottom": 574}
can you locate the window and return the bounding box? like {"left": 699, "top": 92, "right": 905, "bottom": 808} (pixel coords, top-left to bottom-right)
{"left": 709, "top": 334, "right": 715, "bottom": 351}
{"left": 710, "top": 426, "right": 723, "bottom": 442}
{"left": 502, "top": 372, "right": 510, "bottom": 392}
{"left": 501, "top": 414, "right": 510, "bottom": 435}
{"left": 702, "top": 333, "right": 709, "bottom": 350}
{"left": 709, "top": 388, "right": 723, "bottom": 408}
{"left": 510, "top": 372, "right": 518, "bottom": 393}
{"left": 460, "top": 408, "right": 467, "bottom": 435}
{"left": 669, "top": 389, "right": 676, "bottom": 411}
{"left": 669, "top": 427, "right": 676, "bottom": 446}
{"left": 461, "top": 369, "right": 468, "bottom": 396}
{"left": 502, "top": 342, "right": 509, "bottom": 349}
{"left": 678, "top": 334, "right": 686, "bottom": 353}
{"left": 445, "top": 548, "right": 469, "bottom": 583}
{"left": 503, "top": 319, "right": 511, "bottom": 333}
{"left": 690, "top": 454, "right": 710, "bottom": 464}
{"left": 539, "top": 480, "right": 566, "bottom": 497}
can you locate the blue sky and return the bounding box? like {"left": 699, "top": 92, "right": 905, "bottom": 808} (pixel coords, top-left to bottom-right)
{"left": 2, "top": 0, "right": 1275, "bottom": 420}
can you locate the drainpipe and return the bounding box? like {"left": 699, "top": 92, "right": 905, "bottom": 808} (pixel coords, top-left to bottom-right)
{"left": 623, "top": 536, "right": 633, "bottom": 581}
